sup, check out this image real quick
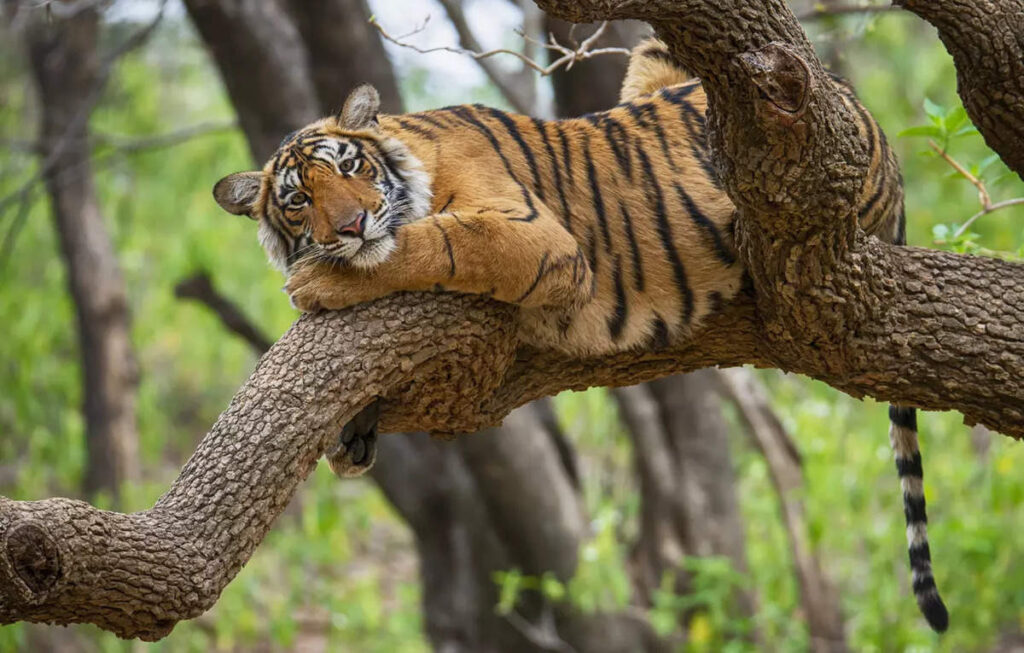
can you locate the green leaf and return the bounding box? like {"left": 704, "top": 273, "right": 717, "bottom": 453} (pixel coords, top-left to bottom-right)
{"left": 923, "top": 97, "right": 945, "bottom": 121}
{"left": 944, "top": 106, "right": 969, "bottom": 133}
{"left": 952, "top": 124, "right": 979, "bottom": 137}
{"left": 897, "top": 125, "right": 943, "bottom": 139}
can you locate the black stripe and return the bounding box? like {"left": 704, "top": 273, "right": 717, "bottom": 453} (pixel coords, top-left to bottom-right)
{"left": 895, "top": 208, "right": 908, "bottom": 246}
{"left": 619, "top": 201, "right": 645, "bottom": 292}
{"left": 895, "top": 452, "right": 923, "bottom": 478}
{"left": 847, "top": 94, "right": 879, "bottom": 170}
{"left": 482, "top": 107, "right": 545, "bottom": 201}
{"left": 625, "top": 102, "right": 676, "bottom": 170}
{"left": 636, "top": 146, "right": 694, "bottom": 324}
{"left": 649, "top": 315, "right": 670, "bottom": 349}
{"left": 584, "top": 134, "right": 612, "bottom": 252}
{"left": 439, "top": 194, "right": 455, "bottom": 213}
{"left": 514, "top": 252, "right": 550, "bottom": 303}
{"left": 673, "top": 97, "right": 719, "bottom": 187}
{"left": 659, "top": 83, "right": 699, "bottom": 104}
{"left": 673, "top": 182, "right": 735, "bottom": 265}
{"left": 556, "top": 123, "right": 574, "bottom": 185}
{"left": 395, "top": 117, "right": 437, "bottom": 140}
{"left": 432, "top": 219, "right": 456, "bottom": 278}
{"left": 889, "top": 405, "right": 917, "bottom": 430}
{"left": 416, "top": 111, "right": 458, "bottom": 130}
{"left": 641, "top": 46, "right": 677, "bottom": 67}
{"left": 904, "top": 494, "right": 927, "bottom": 525}
{"left": 908, "top": 541, "right": 933, "bottom": 568}
{"left": 607, "top": 256, "right": 628, "bottom": 340}
{"left": 912, "top": 575, "right": 936, "bottom": 594}
{"left": 532, "top": 117, "right": 571, "bottom": 231}
{"left": 448, "top": 106, "right": 539, "bottom": 222}
{"left": 708, "top": 291, "right": 724, "bottom": 313}
{"left": 585, "top": 114, "right": 633, "bottom": 180}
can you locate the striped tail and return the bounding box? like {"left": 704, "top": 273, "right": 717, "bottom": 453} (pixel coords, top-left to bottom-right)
{"left": 889, "top": 405, "right": 949, "bottom": 632}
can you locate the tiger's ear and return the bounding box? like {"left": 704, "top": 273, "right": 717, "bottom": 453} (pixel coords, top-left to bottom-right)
{"left": 213, "top": 171, "right": 262, "bottom": 219}
{"left": 337, "top": 84, "right": 381, "bottom": 131}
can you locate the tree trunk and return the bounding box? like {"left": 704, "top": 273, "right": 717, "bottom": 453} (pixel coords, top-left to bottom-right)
{"left": 718, "top": 369, "right": 847, "bottom": 652}
{"left": 182, "top": 0, "right": 320, "bottom": 162}
{"left": 25, "top": 6, "right": 139, "bottom": 501}
{"left": 613, "top": 375, "right": 758, "bottom": 641}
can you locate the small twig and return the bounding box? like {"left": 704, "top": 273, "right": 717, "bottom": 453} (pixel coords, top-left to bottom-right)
{"left": 0, "top": 1, "right": 168, "bottom": 221}
{"left": 370, "top": 15, "right": 629, "bottom": 79}
{"left": 0, "top": 186, "right": 36, "bottom": 275}
{"left": 93, "top": 120, "right": 238, "bottom": 153}
{"left": 928, "top": 140, "right": 1024, "bottom": 238}
{"left": 0, "top": 121, "right": 237, "bottom": 159}
{"left": 174, "top": 272, "right": 275, "bottom": 354}
{"left": 797, "top": 4, "right": 899, "bottom": 21}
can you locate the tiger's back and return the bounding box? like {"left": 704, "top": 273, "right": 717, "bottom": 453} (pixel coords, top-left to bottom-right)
{"left": 383, "top": 82, "right": 741, "bottom": 355}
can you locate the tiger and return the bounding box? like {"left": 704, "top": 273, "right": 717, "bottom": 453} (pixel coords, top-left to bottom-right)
{"left": 211, "top": 37, "right": 946, "bottom": 632}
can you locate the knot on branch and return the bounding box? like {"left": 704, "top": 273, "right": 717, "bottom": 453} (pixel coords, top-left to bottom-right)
{"left": 739, "top": 43, "right": 811, "bottom": 124}
{"left": 4, "top": 521, "right": 61, "bottom": 599}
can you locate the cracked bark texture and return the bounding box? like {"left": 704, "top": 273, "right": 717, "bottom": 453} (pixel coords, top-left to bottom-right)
{"left": 895, "top": 0, "right": 1024, "bottom": 179}
{"left": 3, "top": 0, "right": 1024, "bottom": 640}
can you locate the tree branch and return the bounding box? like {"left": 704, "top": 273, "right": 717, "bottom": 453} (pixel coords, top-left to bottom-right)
{"left": 174, "top": 272, "right": 275, "bottom": 354}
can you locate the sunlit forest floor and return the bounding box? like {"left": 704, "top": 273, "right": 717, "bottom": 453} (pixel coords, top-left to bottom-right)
{"left": 1, "top": 4, "right": 1023, "bottom": 652}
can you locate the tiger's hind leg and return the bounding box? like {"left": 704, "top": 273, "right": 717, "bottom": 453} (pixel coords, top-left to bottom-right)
{"left": 327, "top": 399, "right": 379, "bottom": 477}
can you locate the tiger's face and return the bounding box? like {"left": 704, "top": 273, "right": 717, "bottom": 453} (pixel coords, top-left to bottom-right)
{"left": 212, "top": 85, "right": 431, "bottom": 272}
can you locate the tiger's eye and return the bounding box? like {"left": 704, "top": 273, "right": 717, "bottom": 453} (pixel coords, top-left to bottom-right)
{"left": 339, "top": 158, "right": 359, "bottom": 173}
{"left": 289, "top": 192, "right": 308, "bottom": 208}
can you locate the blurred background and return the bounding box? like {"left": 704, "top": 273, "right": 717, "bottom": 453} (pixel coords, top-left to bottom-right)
{"left": 1, "top": 0, "right": 1023, "bottom": 651}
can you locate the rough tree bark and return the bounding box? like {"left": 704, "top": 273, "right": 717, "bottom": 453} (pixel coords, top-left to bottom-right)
{"left": 24, "top": 7, "right": 140, "bottom": 500}
{"left": 2, "top": 0, "right": 1024, "bottom": 640}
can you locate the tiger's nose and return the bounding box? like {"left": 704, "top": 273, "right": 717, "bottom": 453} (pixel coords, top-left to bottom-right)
{"left": 337, "top": 211, "right": 366, "bottom": 237}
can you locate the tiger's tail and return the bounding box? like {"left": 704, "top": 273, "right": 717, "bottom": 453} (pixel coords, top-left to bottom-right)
{"left": 619, "top": 37, "right": 692, "bottom": 103}
{"left": 889, "top": 405, "right": 949, "bottom": 632}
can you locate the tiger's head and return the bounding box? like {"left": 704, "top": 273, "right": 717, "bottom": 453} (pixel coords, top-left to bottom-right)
{"left": 212, "top": 84, "right": 431, "bottom": 271}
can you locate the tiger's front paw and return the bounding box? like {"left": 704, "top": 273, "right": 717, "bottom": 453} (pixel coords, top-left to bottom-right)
{"left": 285, "top": 263, "right": 381, "bottom": 313}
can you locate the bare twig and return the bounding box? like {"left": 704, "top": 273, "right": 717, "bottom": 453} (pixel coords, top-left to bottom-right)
{"left": 0, "top": 121, "right": 237, "bottom": 160}
{"left": 0, "top": 0, "right": 168, "bottom": 221}
{"left": 94, "top": 120, "right": 238, "bottom": 153}
{"left": 928, "top": 140, "right": 1024, "bottom": 238}
{"left": 434, "top": 0, "right": 534, "bottom": 113}
{"left": 0, "top": 186, "right": 36, "bottom": 275}
{"left": 370, "top": 15, "right": 629, "bottom": 80}
{"left": 797, "top": 3, "right": 898, "bottom": 20}
{"left": 174, "top": 272, "right": 275, "bottom": 354}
